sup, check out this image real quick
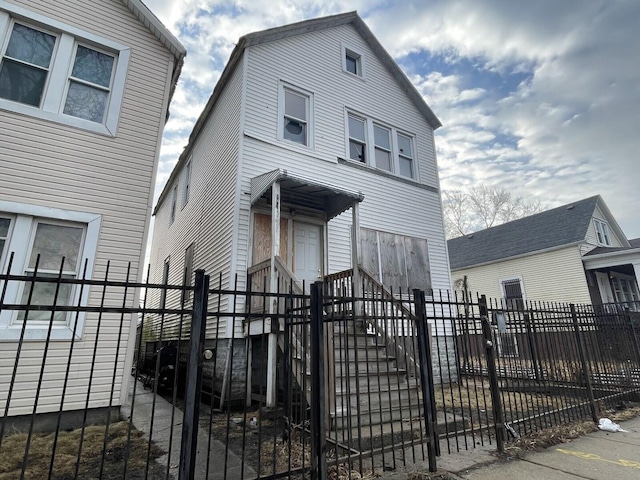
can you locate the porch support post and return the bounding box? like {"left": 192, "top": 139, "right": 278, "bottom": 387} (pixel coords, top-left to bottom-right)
{"left": 266, "top": 181, "right": 281, "bottom": 408}
{"left": 351, "top": 202, "right": 362, "bottom": 317}
{"left": 633, "top": 262, "right": 640, "bottom": 305}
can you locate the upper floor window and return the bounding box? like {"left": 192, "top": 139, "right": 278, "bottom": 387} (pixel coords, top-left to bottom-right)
{"left": 348, "top": 115, "right": 366, "bottom": 162}
{"left": 0, "top": 4, "right": 129, "bottom": 136}
{"left": 279, "top": 83, "right": 313, "bottom": 148}
{"left": 0, "top": 200, "right": 100, "bottom": 340}
{"left": 594, "top": 219, "right": 611, "bottom": 246}
{"left": 183, "top": 158, "right": 192, "bottom": 207}
{"left": 169, "top": 184, "right": 178, "bottom": 224}
{"left": 342, "top": 45, "right": 364, "bottom": 78}
{"left": 346, "top": 111, "right": 417, "bottom": 180}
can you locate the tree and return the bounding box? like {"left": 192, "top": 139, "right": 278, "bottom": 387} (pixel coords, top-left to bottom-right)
{"left": 443, "top": 185, "right": 542, "bottom": 239}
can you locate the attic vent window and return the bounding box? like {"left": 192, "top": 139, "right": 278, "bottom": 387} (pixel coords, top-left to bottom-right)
{"left": 342, "top": 45, "right": 364, "bottom": 78}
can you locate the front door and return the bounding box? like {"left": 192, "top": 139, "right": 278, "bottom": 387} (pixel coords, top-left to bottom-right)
{"left": 294, "top": 222, "right": 322, "bottom": 291}
{"left": 596, "top": 271, "right": 614, "bottom": 304}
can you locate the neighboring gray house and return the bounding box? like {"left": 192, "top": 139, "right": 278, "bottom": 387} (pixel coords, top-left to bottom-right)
{"left": 447, "top": 195, "right": 640, "bottom": 309}
{"left": 0, "top": 0, "right": 185, "bottom": 417}
{"left": 149, "top": 12, "right": 451, "bottom": 407}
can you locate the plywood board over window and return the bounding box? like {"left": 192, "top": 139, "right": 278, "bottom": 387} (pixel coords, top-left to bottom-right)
{"left": 361, "top": 228, "right": 431, "bottom": 293}
{"left": 252, "top": 213, "right": 289, "bottom": 266}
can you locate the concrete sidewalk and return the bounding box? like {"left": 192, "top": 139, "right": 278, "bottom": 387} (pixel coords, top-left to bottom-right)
{"left": 449, "top": 416, "right": 640, "bottom": 479}
{"left": 121, "top": 379, "right": 255, "bottom": 480}
{"left": 381, "top": 416, "right": 640, "bottom": 479}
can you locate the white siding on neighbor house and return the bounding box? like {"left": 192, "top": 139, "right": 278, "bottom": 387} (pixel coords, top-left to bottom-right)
{"left": 149, "top": 57, "right": 244, "bottom": 340}
{"left": 0, "top": 0, "right": 175, "bottom": 415}
{"left": 452, "top": 245, "right": 592, "bottom": 305}
{"left": 582, "top": 204, "right": 624, "bottom": 253}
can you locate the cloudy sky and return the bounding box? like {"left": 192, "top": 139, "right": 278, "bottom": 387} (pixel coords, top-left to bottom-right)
{"left": 143, "top": 0, "right": 640, "bottom": 239}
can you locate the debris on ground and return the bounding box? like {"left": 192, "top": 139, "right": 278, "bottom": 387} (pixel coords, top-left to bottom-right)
{"left": 598, "top": 418, "right": 628, "bottom": 432}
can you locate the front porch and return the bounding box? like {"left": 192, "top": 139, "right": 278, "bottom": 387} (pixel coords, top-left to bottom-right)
{"left": 583, "top": 241, "right": 640, "bottom": 311}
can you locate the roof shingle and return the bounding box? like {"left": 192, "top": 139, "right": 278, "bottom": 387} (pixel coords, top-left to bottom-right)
{"left": 447, "top": 196, "right": 600, "bottom": 270}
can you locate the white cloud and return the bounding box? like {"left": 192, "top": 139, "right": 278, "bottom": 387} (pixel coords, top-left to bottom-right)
{"left": 142, "top": 0, "right": 640, "bottom": 238}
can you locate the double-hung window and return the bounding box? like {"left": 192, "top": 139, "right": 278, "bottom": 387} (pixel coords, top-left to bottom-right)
{"left": 348, "top": 114, "right": 366, "bottom": 162}
{"left": 183, "top": 158, "right": 192, "bottom": 207}
{"left": 170, "top": 184, "right": 178, "bottom": 224}
{"left": 0, "top": 22, "right": 56, "bottom": 107}
{"left": 0, "top": 201, "right": 100, "bottom": 340}
{"left": 373, "top": 124, "right": 392, "bottom": 172}
{"left": 346, "top": 112, "right": 417, "bottom": 180}
{"left": 0, "top": 3, "right": 129, "bottom": 135}
{"left": 397, "top": 133, "right": 414, "bottom": 178}
{"left": 594, "top": 219, "right": 611, "bottom": 246}
{"left": 279, "top": 83, "right": 313, "bottom": 148}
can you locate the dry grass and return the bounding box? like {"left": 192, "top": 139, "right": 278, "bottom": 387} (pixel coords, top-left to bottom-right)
{"left": 0, "top": 421, "right": 164, "bottom": 480}
{"left": 503, "top": 404, "right": 640, "bottom": 458}
{"left": 258, "top": 429, "right": 384, "bottom": 479}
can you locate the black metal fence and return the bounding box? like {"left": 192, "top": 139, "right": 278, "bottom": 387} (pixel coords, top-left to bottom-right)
{"left": 1, "top": 260, "right": 639, "bottom": 479}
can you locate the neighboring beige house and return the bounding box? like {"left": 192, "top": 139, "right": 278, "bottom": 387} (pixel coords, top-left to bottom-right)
{"left": 149, "top": 12, "right": 451, "bottom": 406}
{"left": 0, "top": 0, "right": 185, "bottom": 417}
{"left": 447, "top": 195, "right": 640, "bottom": 309}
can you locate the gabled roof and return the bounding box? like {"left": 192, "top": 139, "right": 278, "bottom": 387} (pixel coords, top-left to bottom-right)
{"left": 154, "top": 11, "right": 440, "bottom": 212}
{"left": 448, "top": 196, "right": 602, "bottom": 270}
{"left": 122, "top": 0, "right": 186, "bottom": 102}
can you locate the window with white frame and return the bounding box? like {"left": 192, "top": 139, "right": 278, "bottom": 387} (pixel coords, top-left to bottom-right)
{"left": 0, "top": 201, "right": 100, "bottom": 340}
{"left": 183, "top": 158, "right": 192, "bottom": 207}
{"left": 279, "top": 83, "right": 312, "bottom": 147}
{"left": 343, "top": 46, "right": 363, "bottom": 77}
{"left": 160, "top": 256, "right": 170, "bottom": 308}
{"left": 594, "top": 219, "right": 611, "bottom": 246}
{"left": 169, "top": 184, "right": 178, "bottom": 224}
{"left": 0, "top": 3, "right": 129, "bottom": 135}
{"left": 501, "top": 277, "right": 525, "bottom": 310}
{"left": 0, "top": 215, "right": 10, "bottom": 267}
{"left": 611, "top": 274, "right": 639, "bottom": 308}
{"left": 346, "top": 111, "right": 417, "bottom": 179}
{"left": 348, "top": 114, "right": 366, "bottom": 162}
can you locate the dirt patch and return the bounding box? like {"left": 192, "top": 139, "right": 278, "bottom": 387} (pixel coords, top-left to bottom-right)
{"left": 0, "top": 421, "right": 164, "bottom": 480}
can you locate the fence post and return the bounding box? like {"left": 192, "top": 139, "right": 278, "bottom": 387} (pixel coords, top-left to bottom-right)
{"left": 310, "top": 281, "right": 327, "bottom": 480}
{"left": 413, "top": 289, "right": 439, "bottom": 468}
{"left": 625, "top": 308, "right": 640, "bottom": 368}
{"left": 180, "top": 270, "right": 209, "bottom": 480}
{"left": 479, "top": 295, "right": 506, "bottom": 453}
{"left": 570, "top": 304, "right": 598, "bottom": 423}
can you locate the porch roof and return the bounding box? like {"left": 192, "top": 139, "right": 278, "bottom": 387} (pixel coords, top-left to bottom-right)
{"left": 250, "top": 169, "right": 364, "bottom": 220}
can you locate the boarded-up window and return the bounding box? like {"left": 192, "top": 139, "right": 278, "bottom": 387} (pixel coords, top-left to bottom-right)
{"left": 360, "top": 228, "right": 431, "bottom": 293}
{"left": 252, "top": 213, "right": 289, "bottom": 266}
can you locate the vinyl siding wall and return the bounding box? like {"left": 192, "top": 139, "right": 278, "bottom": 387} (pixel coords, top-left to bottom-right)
{"left": 236, "top": 24, "right": 450, "bottom": 335}
{"left": 451, "top": 245, "right": 592, "bottom": 305}
{"left": 149, "top": 58, "right": 244, "bottom": 340}
{"left": 0, "top": 0, "right": 174, "bottom": 415}
{"left": 582, "top": 205, "right": 625, "bottom": 254}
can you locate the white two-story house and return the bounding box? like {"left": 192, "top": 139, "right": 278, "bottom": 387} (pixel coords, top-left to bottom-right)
{"left": 149, "top": 11, "right": 451, "bottom": 406}
{"left": 0, "top": 0, "right": 185, "bottom": 421}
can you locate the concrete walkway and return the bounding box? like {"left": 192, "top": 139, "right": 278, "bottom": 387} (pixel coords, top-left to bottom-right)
{"left": 121, "top": 380, "right": 256, "bottom": 479}
{"left": 383, "top": 416, "right": 640, "bottom": 479}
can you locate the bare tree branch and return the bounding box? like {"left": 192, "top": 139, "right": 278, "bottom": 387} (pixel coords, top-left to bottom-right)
{"left": 443, "top": 185, "right": 543, "bottom": 239}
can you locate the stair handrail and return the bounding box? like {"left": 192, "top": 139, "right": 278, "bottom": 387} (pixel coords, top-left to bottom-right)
{"left": 357, "top": 266, "right": 422, "bottom": 378}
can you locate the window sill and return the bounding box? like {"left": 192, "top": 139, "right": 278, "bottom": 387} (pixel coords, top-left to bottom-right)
{"left": 0, "top": 98, "right": 117, "bottom": 137}
{"left": 0, "top": 317, "right": 84, "bottom": 341}
{"left": 338, "top": 157, "right": 438, "bottom": 193}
